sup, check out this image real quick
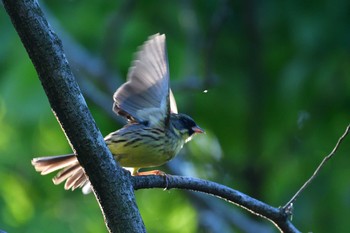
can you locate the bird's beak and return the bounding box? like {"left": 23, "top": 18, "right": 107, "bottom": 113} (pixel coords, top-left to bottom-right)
{"left": 192, "top": 126, "right": 205, "bottom": 134}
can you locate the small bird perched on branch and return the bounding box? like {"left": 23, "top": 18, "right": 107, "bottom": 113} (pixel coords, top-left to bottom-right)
{"left": 31, "top": 33, "right": 204, "bottom": 193}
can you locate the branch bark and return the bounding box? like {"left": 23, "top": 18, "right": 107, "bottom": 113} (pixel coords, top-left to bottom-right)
{"left": 2, "top": 0, "right": 145, "bottom": 232}
{"left": 132, "top": 175, "right": 300, "bottom": 233}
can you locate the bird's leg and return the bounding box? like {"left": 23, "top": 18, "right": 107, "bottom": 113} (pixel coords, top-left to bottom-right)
{"left": 134, "top": 170, "right": 166, "bottom": 176}
{"left": 134, "top": 170, "right": 170, "bottom": 189}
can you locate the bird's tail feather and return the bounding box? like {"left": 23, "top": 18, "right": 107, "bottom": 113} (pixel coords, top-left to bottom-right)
{"left": 31, "top": 154, "right": 90, "bottom": 193}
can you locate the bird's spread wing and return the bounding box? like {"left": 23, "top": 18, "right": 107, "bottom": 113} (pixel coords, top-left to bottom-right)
{"left": 113, "top": 33, "right": 177, "bottom": 127}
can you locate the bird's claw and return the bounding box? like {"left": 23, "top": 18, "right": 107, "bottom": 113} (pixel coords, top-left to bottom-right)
{"left": 135, "top": 170, "right": 169, "bottom": 189}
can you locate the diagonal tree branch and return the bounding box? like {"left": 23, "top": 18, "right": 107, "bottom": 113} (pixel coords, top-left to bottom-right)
{"left": 2, "top": 0, "right": 145, "bottom": 232}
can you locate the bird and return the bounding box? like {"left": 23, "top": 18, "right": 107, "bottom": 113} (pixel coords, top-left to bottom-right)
{"left": 31, "top": 33, "right": 204, "bottom": 193}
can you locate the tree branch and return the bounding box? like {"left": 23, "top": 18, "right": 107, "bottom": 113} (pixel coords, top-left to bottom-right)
{"left": 132, "top": 175, "right": 300, "bottom": 233}
{"left": 2, "top": 0, "right": 145, "bottom": 232}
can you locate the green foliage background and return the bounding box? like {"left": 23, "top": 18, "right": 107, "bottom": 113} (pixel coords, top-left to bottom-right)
{"left": 1, "top": 0, "right": 350, "bottom": 232}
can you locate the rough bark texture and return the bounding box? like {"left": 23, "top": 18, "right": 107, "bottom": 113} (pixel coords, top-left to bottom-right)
{"left": 2, "top": 0, "right": 146, "bottom": 232}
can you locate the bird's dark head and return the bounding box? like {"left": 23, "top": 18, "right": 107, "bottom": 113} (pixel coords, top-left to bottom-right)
{"left": 170, "top": 113, "right": 204, "bottom": 142}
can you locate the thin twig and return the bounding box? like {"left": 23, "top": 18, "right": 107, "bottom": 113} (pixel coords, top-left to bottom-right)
{"left": 283, "top": 124, "right": 350, "bottom": 211}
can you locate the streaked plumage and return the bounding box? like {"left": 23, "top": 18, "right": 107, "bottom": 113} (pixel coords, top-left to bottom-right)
{"left": 32, "top": 34, "right": 203, "bottom": 193}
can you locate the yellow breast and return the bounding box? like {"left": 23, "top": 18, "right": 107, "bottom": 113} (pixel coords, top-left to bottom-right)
{"left": 104, "top": 124, "right": 184, "bottom": 169}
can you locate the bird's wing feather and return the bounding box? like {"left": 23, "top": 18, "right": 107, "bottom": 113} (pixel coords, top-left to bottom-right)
{"left": 169, "top": 89, "right": 178, "bottom": 114}
{"left": 113, "top": 33, "right": 176, "bottom": 127}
